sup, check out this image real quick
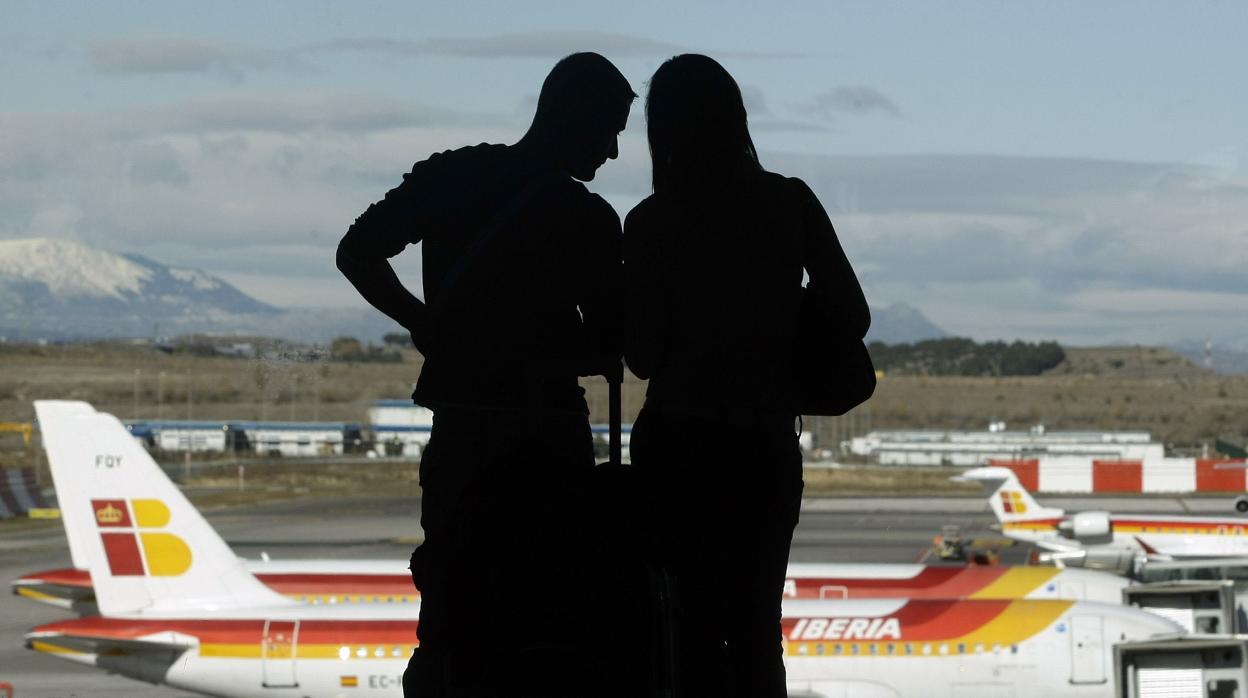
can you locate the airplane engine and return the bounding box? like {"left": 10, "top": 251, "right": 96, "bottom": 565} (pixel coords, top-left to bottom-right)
{"left": 1058, "top": 511, "right": 1113, "bottom": 544}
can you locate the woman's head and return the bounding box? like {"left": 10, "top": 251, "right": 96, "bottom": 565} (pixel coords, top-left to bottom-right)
{"left": 646, "top": 54, "right": 761, "bottom": 196}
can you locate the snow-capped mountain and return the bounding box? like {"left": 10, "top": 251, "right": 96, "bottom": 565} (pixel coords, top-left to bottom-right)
{"left": 0, "top": 237, "right": 278, "bottom": 339}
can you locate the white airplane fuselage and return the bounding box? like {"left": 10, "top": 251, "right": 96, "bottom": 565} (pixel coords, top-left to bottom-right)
{"left": 1003, "top": 513, "right": 1248, "bottom": 558}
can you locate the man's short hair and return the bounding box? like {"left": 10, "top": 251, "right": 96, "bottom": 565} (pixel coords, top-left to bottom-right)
{"left": 533, "top": 52, "right": 636, "bottom": 128}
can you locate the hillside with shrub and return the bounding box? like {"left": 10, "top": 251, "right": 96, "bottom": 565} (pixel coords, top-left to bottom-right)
{"left": 868, "top": 337, "right": 1066, "bottom": 376}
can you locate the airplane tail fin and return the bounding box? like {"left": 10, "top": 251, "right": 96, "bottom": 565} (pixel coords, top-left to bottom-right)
{"left": 955, "top": 466, "right": 1064, "bottom": 524}
{"left": 34, "top": 400, "right": 97, "bottom": 570}
{"left": 34, "top": 400, "right": 294, "bottom": 615}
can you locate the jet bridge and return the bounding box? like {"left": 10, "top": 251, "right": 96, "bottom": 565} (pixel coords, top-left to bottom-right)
{"left": 1124, "top": 581, "right": 1239, "bottom": 635}
{"left": 1116, "top": 635, "right": 1248, "bottom": 698}
{"left": 1137, "top": 559, "right": 1248, "bottom": 633}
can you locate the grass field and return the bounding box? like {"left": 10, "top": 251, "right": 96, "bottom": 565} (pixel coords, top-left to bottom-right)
{"left": 1, "top": 342, "right": 1245, "bottom": 473}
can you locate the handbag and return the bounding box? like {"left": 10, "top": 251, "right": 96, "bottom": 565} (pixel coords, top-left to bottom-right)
{"left": 794, "top": 282, "right": 877, "bottom": 416}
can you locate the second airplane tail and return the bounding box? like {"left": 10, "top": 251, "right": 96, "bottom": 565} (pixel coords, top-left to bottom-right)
{"left": 956, "top": 466, "right": 1064, "bottom": 524}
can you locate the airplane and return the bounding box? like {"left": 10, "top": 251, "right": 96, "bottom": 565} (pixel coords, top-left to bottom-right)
{"left": 24, "top": 402, "right": 1183, "bottom": 698}
{"left": 16, "top": 402, "right": 1129, "bottom": 614}
{"left": 961, "top": 466, "right": 1248, "bottom": 572}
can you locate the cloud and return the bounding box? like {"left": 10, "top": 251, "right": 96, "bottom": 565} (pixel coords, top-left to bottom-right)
{"left": 87, "top": 32, "right": 799, "bottom": 81}
{"left": 795, "top": 86, "right": 901, "bottom": 120}
{"left": 3, "top": 85, "right": 1244, "bottom": 345}
{"left": 91, "top": 36, "right": 312, "bottom": 81}
{"left": 149, "top": 92, "right": 476, "bottom": 134}
{"left": 0, "top": 91, "right": 516, "bottom": 281}
{"left": 304, "top": 32, "right": 805, "bottom": 60}
{"left": 765, "top": 153, "right": 1248, "bottom": 343}
{"left": 738, "top": 84, "right": 771, "bottom": 116}
{"left": 317, "top": 31, "right": 690, "bottom": 59}
{"left": 128, "top": 141, "right": 190, "bottom": 187}
{"left": 1067, "top": 287, "right": 1248, "bottom": 314}
{"left": 750, "top": 118, "right": 832, "bottom": 133}
{"left": 1, "top": 90, "right": 483, "bottom": 143}
{"left": 737, "top": 86, "right": 837, "bottom": 133}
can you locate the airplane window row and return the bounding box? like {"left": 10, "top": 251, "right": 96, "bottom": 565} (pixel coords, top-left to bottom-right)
{"left": 793, "top": 642, "right": 1020, "bottom": 657}
{"left": 337, "top": 646, "right": 410, "bottom": 660}
{"left": 300, "top": 595, "right": 415, "bottom": 604}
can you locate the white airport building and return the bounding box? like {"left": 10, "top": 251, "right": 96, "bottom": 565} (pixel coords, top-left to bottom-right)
{"left": 367, "top": 399, "right": 434, "bottom": 457}
{"left": 847, "top": 424, "right": 1165, "bottom": 466}
{"left": 127, "top": 421, "right": 231, "bottom": 453}
{"left": 126, "top": 420, "right": 363, "bottom": 457}
{"left": 124, "top": 399, "right": 635, "bottom": 460}
{"left": 244, "top": 422, "right": 362, "bottom": 457}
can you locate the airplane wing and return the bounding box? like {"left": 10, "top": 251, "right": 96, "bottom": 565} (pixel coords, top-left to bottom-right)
{"left": 26, "top": 627, "right": 196, "bottom": 663}
{"left": 1031, "top": 539, "right": 1083, "bottom": 553}
{"left": 1134, "top": 536, "right": 1162, "bottom": 556}
{"left": 11, "top": 568, "right": 94, "bottom": 610}
{"left": 11, "top": 580, "right": 94, "bottom": 611}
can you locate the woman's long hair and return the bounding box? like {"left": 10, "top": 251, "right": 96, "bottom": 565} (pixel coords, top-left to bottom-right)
{"left": 646, "top": 54, "right": 762, "bottom": 198}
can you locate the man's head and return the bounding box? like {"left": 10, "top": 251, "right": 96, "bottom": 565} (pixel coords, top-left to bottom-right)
{"left": 528, "top": 53, "right": 635, "bottom": 181}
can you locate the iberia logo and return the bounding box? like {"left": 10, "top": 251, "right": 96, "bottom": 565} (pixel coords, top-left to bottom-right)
{"left": 92, "top": 499, "right": 192, "bottom": 577}
{"left": 999, "top": 490, "right": 1028, "bottom": 514}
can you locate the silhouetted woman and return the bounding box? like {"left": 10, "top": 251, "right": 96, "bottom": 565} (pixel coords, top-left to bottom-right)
{"left": 625, "top": 54, "right": 869, "bottom": 698}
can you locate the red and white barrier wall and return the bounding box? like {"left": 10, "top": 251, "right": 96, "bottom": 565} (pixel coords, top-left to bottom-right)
{"left": 990, "top": 458, "right": 1248, "bottom": 494}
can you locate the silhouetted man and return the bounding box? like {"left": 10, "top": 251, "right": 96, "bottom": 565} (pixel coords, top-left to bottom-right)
{"left": 337, "top": 53, "right": 633, "bottom": 697}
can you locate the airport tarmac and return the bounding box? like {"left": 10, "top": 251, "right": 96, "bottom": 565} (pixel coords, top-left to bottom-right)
{"left": 2, "top": 493, "right": 1244, "bottom": 696}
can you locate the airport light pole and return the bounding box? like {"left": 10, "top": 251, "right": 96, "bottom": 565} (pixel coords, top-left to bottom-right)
{"left": 184, "top": 369, "right": 192, "bottom": 482}
{"left": 312, "top": 366, "right": 320, "bottom": 421}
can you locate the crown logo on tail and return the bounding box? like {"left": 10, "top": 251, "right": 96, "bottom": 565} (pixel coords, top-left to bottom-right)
{"left": 96, "top": 503, "right": 124, "bottom": 525}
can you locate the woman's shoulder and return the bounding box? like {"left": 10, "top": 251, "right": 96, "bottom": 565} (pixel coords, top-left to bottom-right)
{"left": 624, "top": 193, "right": 664, "bottom": 230}
{"left": 753, "top": 170, "right": 815, "bottom": 200}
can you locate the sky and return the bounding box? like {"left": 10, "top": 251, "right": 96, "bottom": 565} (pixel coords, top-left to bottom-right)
{"left": 2, "top": 1, "right": 1246, "bottom": 346}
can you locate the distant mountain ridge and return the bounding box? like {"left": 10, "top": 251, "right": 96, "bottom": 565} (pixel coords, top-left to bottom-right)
{"left": 0, "top": 237, "right": 280, "bottom": 339}
{"left": 1171, "top": 339, "right": 1248, "bottom": 375}
{"left": 865, "top": 302, "right": 948, "bottom": 344}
